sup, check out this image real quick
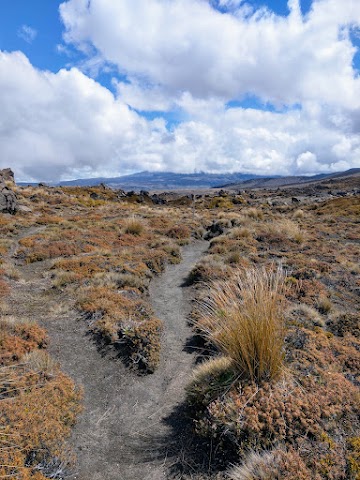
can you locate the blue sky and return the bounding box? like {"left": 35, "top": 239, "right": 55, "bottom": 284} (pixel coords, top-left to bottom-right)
{"left": 0, "top": 0, "right": 360, "bottom": 181}
{"left": 0, "top": 1, "right": 66, "bottom": 71}
{"left": 0, "top": 0, "right": 315, "bottom": 102}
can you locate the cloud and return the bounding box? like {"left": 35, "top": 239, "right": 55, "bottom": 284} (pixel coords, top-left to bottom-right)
{"left": 1, "top": 50, "right": 359, "bottom": 182}
{"left": 116, "top": 80, "right": 175, "bottom": 112}
{"left": 0, "top": 51, "right": 165, "bottom": 181}
{"left": 17, "top": 25, "right": 37, "bottom": 44}
{"left": 59, "top": 0, "right": 360, "bottom": 108}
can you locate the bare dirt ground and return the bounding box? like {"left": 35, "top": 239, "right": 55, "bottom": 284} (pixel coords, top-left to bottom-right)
{"left": 7, "top": 235, "right": 215, "bottom": 480}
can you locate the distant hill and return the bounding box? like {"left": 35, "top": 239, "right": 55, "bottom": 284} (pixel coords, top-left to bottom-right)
{"left": 19, "top": 171, "right": 272, "bottom": 190}
{"left": 17, "top": 168, "right": 360, "bottom": 191}
{"left": 219, "top": 168, "right": 360, "bottom": 190}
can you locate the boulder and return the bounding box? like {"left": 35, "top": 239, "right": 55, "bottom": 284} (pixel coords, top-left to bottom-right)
{"left": 151, "top": 194, "right": 166, "bottom": 205}
{"left": 17, "top": 205, "right": 32, "bottom": 213}
{"left": 0, "top": 181, "right": 18, "bottom": 214}
{"left": 205, "top": 220, "right": 224, "bottom": 240}
{"left": 116, "top": 189, "right": 127, "bottom": 198}
{"left": 0, "top": 168, "right": 15, "bottom": 183}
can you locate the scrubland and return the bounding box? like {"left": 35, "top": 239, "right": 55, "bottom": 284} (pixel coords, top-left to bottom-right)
{"left": 0, "top": 179, "right": 359, "bottom": 479}
{"left": 187, "top": 189, "right": 360, "bottom": 479}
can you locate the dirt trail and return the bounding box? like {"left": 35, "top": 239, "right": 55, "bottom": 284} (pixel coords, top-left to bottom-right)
{"left": 6, "top": 236, "right": 209, "bottom": 480}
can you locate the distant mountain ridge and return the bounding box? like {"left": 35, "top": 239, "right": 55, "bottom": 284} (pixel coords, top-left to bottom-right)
{"left": 218, "top": 168, "right": 360, "bottom": 190}
{"left": 19, "top": 171, "right": 273, "bottom": 190}
{"left": 17, "top": 168, "right": 360, "bottom": 191}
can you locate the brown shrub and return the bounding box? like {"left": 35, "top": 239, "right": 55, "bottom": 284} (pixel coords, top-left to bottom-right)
{"left": 187, "top": 256, "right": 231, "bottom": 284}
{"left": 347, "top": 437, "right": 360, "bottom": 480}
{"left": 0, "top": 279, "right": 9, "bottom": 299}
{"left": 287, "top": 278, "right": 329, "bottom": 307}
{"left": 0, "top": 365, "right": 82, "bottom": 479}
{"left": 120, "top": 317, "right": 163, "bottom": 373}
{"left": 77, "top": 286, "right": 163, "bottom": 371}
{"left": 327, "top": 312, "right": 360, "bottom": 338}
{"left": 166, "top": 225, "right": 191, "bottom": 241}
{"left": 192, "top": 369, "right": 357, "bottom": 474}
{"left": 145, "top": 249, "right": 168, "bottom": 274}
{"left": 0, "top": 321, "right": 48, "bottom": 365}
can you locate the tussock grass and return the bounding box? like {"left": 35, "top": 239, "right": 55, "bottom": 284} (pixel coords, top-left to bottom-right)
{"left": 293, "top": 208, "right": 305, "bottom": 220}
{"left": 244, "top": 207, "right": 264, "bottom": 220}
{"left": 260, "top": 218, "right": 305, "bottom": 244}
{"left": 229, "top": 226, "right": 253, "bottom": 239}
{"left": 23, "top": 350, "right": 57, "bottom": 375}
{"left": 124, "top": 217, "right": 144, "bottom": 236}
{"left": 316, "top": 295, "right": 333, "bottom": 314}
{"left": 186, "top": 356, "right": 236, "bottom": 405}
{"left": 227, "top": 451, "right": 276, "bottom": 480}
{"left": 2, "top": 262, "right": 21, "bottom": 280}
{"left": 286, "top": 303, "right": 324, "bottom": 329}
{"left": 227, "top": 448, "right": 310, "bottom": 479}
{"left": 197, "top": 266, "right": 286, "bottom": 383}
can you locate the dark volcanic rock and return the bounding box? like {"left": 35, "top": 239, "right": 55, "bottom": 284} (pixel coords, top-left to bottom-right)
{"left": 205, "top": 220, "right": 224, "bottom": 240}
{"left": 151, "top": 194, "right": 166, "bottom": 205}
{"left": 0, "top": 178, "right": 18, "bottom": 214}
{"left": 116, "top": 189, "right": 126, "bottom": 198}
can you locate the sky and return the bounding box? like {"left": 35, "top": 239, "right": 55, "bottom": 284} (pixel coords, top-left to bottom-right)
{"left": 0, "top": 0, "right": 360, "bottom": 182}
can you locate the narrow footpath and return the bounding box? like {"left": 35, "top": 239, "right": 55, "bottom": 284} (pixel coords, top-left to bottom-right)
{"left": 8, "top": 238, "right": 209, "bottom": 480}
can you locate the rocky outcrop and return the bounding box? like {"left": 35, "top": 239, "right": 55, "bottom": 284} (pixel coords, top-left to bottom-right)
{"left": 0, "top": 168, "right": 15, "bottom": 184}
{"left": 0, "top": 169, "right": 18, "bottom": 214}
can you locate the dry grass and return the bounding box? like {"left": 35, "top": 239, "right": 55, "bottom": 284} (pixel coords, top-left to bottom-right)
{"left": 124, "top": 217, "right": 144, "bottom": 236}
{"left": 286, "top": 303, "right": 325, "bottom": 329}
{"left": 186, "top": 356, "right": 236, "bottom": 406}
{"left": 227, "top": 448, "right": 311, "bottom": 479}
{"left": 197, "top": 266, "right": 286, "bottom": 383}
{"left": 228, "top": 226, "right": 253, "bottom": 239}
{"left": 244, "top": 207, "right": 264, "bottom": 220}
{"left": 316, "top": 295, "right": 333, "bottom": 314}
{"left": 258, "top": 218, "right": 305, "bottom": 244}
{"left": 22, "top": 350, "right": 58, "bottom": 375}
{"left": 227, "top": 451, "right": 279, "bottom": 480}
{"left": 292, "top": 208, "right": 305, "bottom": 220}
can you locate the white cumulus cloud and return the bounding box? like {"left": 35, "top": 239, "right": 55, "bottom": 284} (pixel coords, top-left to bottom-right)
{"left": 0, "top": 51, "right": 168, "bottom": 181}
{"left": 59, "top": 0, "right": 360, "bottom": 108}
{"left": 1, "top": 0, "right": 360, "bottom": 181}
{"left": 1, "top": 50, "right": 359, "bottom": 182}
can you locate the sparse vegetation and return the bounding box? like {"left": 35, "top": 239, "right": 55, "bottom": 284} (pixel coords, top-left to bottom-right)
{"left": 0, "top": 174, "right": 359, "bottom": 479}
{"left": 184, "top": 185, "right": 359, "bottom": 478}
{"left": 0, "top": 311, "right": 81, "bottom": 480}
{"left": 124, "top": 217, "right": 144, "bottom": 236}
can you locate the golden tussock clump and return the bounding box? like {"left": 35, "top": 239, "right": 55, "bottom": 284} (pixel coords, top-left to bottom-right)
{"left": 196, "top": 265, "right": 286, "bottom": 383}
